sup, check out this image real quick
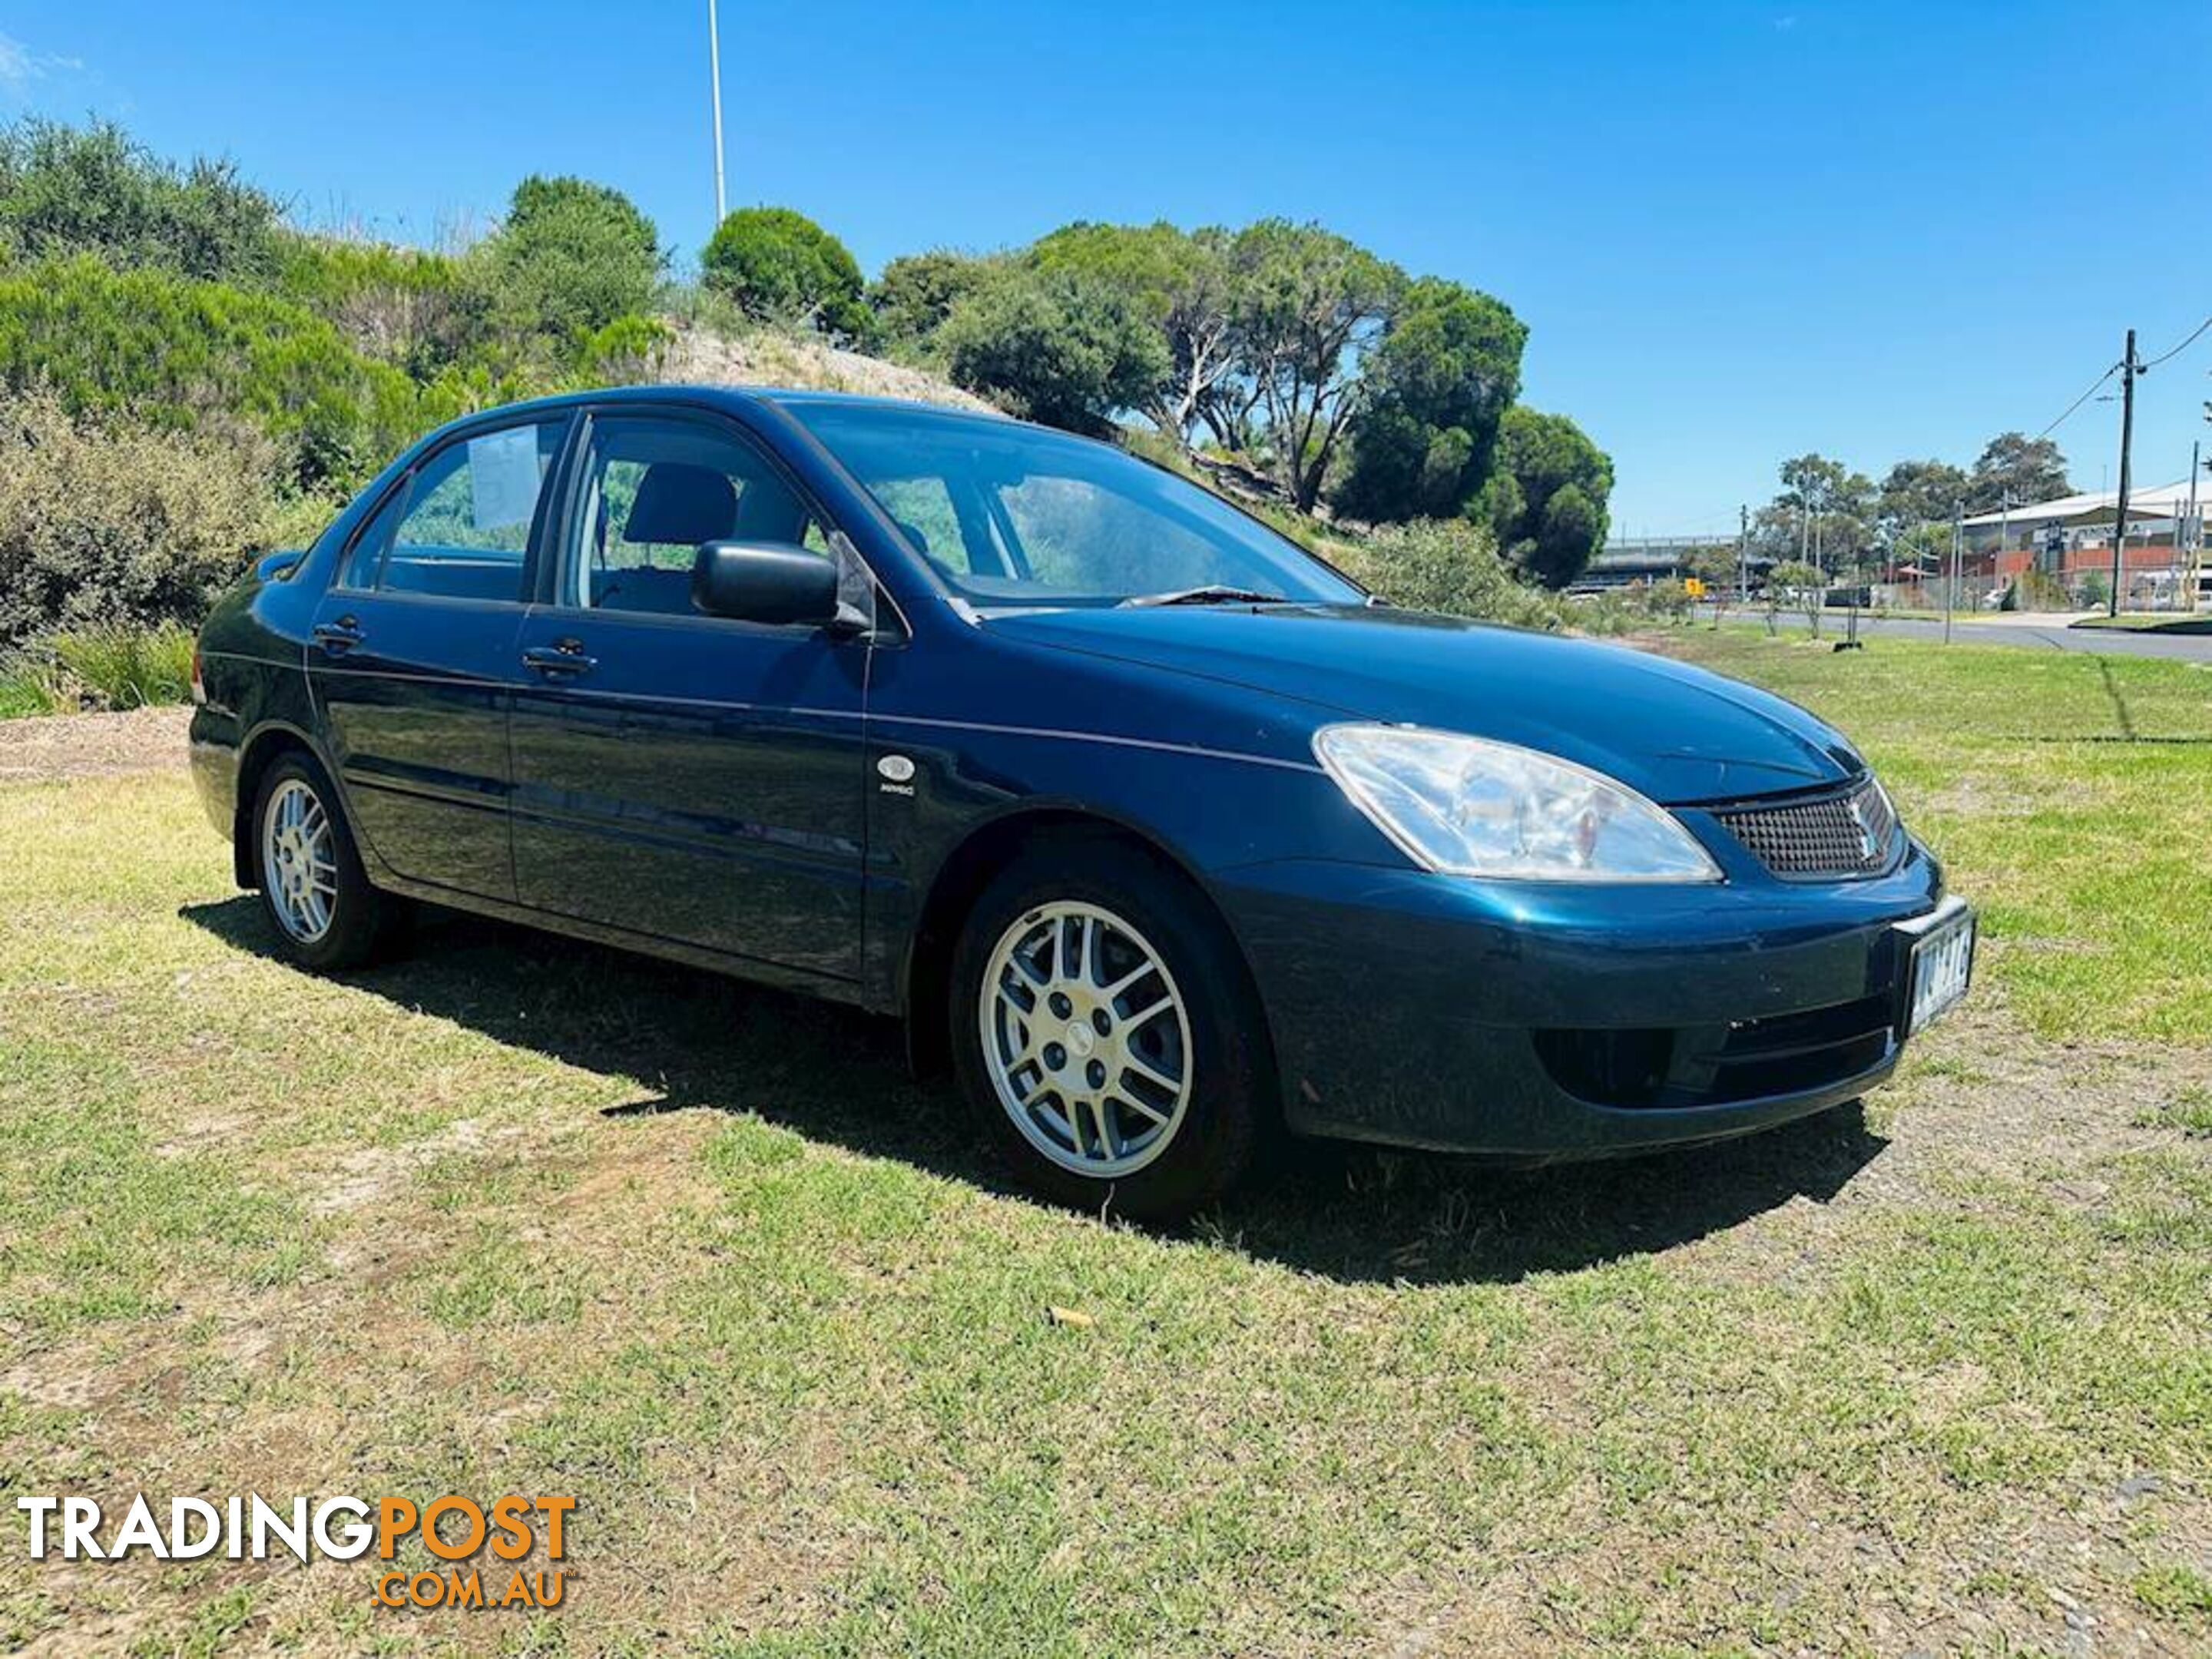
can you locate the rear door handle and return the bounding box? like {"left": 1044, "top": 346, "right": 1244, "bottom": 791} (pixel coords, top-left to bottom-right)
{"left": 522, "top": 641, "right": 597, "bottom": 677}
{"left": 313, "top": 618, "right": 363, "bottom": 653}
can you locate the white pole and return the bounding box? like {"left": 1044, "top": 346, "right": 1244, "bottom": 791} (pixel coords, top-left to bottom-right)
{"left": 1997, "top": 490, "right": 2009, "bottom": 612}
{"left": 1945, "top": 505, "right": 1959, "bottom": 644}
{"left": 707, "top": 0, "right": 727, "bottom": 225}
{"left": 2187, "top": 439, "right": 2202, "bottom": 614}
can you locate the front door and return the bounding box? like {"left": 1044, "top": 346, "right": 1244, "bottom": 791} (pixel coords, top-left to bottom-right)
{"left": 506, "top": 409, "right": 873, "bottom": 985}
{"left": 308, "top": 416, "right": 570, "bottom": 899}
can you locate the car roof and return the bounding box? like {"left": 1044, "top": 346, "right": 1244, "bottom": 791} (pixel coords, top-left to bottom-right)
{"left": 445, "top": 383, "right": 1015, "bottom": 429}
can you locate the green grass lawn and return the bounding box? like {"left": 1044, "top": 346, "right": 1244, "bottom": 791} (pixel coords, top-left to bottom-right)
{"left": 1657, "top": 628, "right": 2212, "bottom": 1041}
{"left": 2, "top": 635, "right": 2207, "bottom": 1656}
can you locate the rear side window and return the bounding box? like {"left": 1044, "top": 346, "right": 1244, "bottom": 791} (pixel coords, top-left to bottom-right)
{"left": 342, "top": 420, "right": 566, "bottom": 601}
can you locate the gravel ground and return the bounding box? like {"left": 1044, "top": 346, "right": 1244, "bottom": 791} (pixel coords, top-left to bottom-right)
{"left": 0, "top": 706, "right": 190, "bottom": 783}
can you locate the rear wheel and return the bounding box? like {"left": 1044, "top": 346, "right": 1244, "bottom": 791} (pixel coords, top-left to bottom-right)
{"left": 950, "top": 843, "right": 1270, "bottom": 1221}
{"left": 251, "top": 753, "right": 396, "bottom": 971}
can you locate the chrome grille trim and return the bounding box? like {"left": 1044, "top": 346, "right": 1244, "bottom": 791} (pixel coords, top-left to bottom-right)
{"left": 1712, "top": 780, "right": 1896, "bottom": 878}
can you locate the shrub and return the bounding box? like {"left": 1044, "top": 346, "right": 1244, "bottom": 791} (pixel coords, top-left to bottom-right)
{"left": 0, "top": 650, "right": 71, "bottom": 717}
{"left": 488, "top": 175, "right": 664, "bottom": 350}
{"left": 939, "top": 267, "right": 1168, "bottom": 436}
{"left": 50, "top": 621, "right": 197, "bottom": 709}
{"left": 0, "top": 389, "right": 284, "bottom": 650}
{"left": 275, "top": 232, "right": 500, "bottom": 379}
{"left": 0, "top": 255, "right": 451, "bottom": 492}
{"left": 869, "top": 249, "right": 995, "bottom": 354}
{"left": 576, "top": 313, "right": 673, "bottom": 384}
{"left": 2000, "top": 568, "right": 2068, "bottom": 612}
{"left": 0, "top": 117, "right": 282, "bottom": 283}
{"left": 1327, "top": 518, "right": 1568, "bottom": 629}
{"left": 701, "top": 207, "right": 869, "bottom": 342}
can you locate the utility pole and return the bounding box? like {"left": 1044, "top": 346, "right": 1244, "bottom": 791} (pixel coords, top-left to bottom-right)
{"left": 2187, "top": 438, "right": 2203, "bottom": 614}
{"left": 1945, "top": 502, "right": 1961, "bottom": 644}
{"left": 707, "top": 0, "right": 728, "bottom": 226}
{"left": 1997, "top": 490, "right": 2011, "bottom": 610}
{"left": 2108, "top": 327, "right": 2138, "bottom": 619}
{"left": 1738, "top": 502, "right": 1749, "bottom": 607}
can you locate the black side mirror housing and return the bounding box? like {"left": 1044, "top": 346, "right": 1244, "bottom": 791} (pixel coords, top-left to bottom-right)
{"left": 690, "top": 541, "right": 861, "bottom": 631}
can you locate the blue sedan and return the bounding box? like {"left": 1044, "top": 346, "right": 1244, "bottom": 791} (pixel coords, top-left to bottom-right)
{"left": 189, "top": 387, "right": 1974, "bottom": 1220}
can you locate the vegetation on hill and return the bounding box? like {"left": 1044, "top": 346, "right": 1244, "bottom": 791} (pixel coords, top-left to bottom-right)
{"left": 877, "top": 217, "right": 1611, "bottom": 578}
{"left": 0, "top": 115, "right": 1629, "bottom": 700}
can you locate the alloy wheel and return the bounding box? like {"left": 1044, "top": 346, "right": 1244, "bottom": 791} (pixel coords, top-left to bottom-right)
{"left": 979, "top": 900, "right": 1194, "bottom": 1178}
{"left": 262, "top": 777, "right": 339, "bottom": 943}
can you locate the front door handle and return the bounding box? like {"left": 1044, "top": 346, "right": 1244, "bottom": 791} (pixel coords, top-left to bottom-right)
{"left": 313, "top": 617, "right": 363, "bottom": 653}
{"left": 522, "top": 640, "right": 597, "bottom": 677}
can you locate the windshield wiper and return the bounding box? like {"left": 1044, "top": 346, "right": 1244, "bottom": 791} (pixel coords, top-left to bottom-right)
{"left": 1119, "top": 584, "right": 1289, "bottom": 608}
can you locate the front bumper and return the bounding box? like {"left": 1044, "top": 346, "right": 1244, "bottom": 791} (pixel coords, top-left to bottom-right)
{"left": 1213, "top": 839, "right": 1952, "bottom": 1158}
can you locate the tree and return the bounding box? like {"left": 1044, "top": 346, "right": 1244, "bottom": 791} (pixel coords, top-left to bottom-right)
{"left": 491, "top": 175, "right": 662, "bottom": 347}
{"left": 868, "top": 250, "right": 994, "bottom": 353}
{"left": 1772, "top": 452, "right": 1875, "bottom": 574}
{"left": 700, "top": 207, "right": 868, "bottom": 342}
{"left": 1030, "top": 222, "right": 1243, "bottom": 454}
{"left": 1330, "top": 276, "right": 1526, "bottom": 523}
{"left": 0, "top": 116, "right": 282, "bottom": 283}
{"left": 1228, "top": 220, "right": 1405, "bottom": 512}
{"left": 1876, "top": 458, "right": 1969, "bottom": 540}
{"left": 1690, "top": 545, "right": 1740, "bottom": 626}
{"left": 1969, "top": 431, "right": 2069, "bottom": 513}
{"left": 1476, "top": 406, "right": 1614, "bottom": 588}
{"left": 938, "top": 265, "right": 1168, "bottom": 435}
{"left": 1770, "top": 558, "right": 1826, "bottom": 637}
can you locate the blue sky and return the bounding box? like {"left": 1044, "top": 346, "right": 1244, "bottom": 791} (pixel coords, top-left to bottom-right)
{"left": 5, "top": 1, "right": 2209, "bottom": 532}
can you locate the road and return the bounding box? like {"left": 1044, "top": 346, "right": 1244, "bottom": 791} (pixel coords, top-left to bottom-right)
{"left": 1707, "top": 609, "right": 2212, "bottom": 662}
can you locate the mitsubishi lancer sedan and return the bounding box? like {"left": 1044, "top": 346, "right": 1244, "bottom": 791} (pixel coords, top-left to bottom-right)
{"left": 189, "top": 387, "right": 1974, "bottom": 1220}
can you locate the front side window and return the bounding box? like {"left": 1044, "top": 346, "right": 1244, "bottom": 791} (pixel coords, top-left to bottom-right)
{"left": 786, "top": 402, "right": 1366, "bottom": 609}
{"left": 345, "top": 419, "right": 565, "bottom": 601}
{"left": 561, "top": 416, "right": 842, "bottom": 619}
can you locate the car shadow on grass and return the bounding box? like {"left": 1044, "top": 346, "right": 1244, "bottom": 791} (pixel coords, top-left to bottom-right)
{"left": 183, "top": 896, "right": 1889, "bottom": 1286}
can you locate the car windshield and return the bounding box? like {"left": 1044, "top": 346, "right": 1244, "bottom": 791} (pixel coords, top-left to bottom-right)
{"left": 786, "top": 402, "right": 1365, "bottom": 609}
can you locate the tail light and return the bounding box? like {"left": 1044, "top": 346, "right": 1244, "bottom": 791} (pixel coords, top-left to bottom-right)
{"left": 190, "top": 647, "right": 206, "bottom": 706}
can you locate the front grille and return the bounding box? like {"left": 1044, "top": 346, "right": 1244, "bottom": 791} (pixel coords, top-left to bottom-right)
{"left": 1714, "top": 780, "right": 1896, "bottom": 878}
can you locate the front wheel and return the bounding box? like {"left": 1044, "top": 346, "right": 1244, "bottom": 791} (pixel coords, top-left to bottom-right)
{"left": 949, "top": 843, "right": 1271, "bottom": 1222}
{"left": 251, "top": 753, "right": 396, "bottom": 971}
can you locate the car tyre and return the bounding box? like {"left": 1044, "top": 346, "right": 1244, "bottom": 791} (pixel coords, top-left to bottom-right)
{"left": 949, "top": 840, "right": 1271, "bottom": 1223}
{"left": 250, "top": 753, "right": 396, "bottom": 972}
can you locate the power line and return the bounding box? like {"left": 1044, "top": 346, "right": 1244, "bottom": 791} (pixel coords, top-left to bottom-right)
{"left": 2036, "top": 361, "right": 2122, "bottom": 439}
{"left": 2140, "top": 313, "right": 2212, "bottom": 371}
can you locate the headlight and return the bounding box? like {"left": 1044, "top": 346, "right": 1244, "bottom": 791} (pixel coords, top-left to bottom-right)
{"left": 1313, "top": 724, "right": 1722, "bottom": 883}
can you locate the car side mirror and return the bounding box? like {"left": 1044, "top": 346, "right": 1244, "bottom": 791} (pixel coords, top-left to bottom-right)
{"left": 690, "top": 540, "right": 864, "bottom": 632}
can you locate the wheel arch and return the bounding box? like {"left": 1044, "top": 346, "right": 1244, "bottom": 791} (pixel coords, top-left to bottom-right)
{"left": 900, "top": 805, "right": 1268, "bottom": 1085}
{"left": 230, "top": 720, "right": 326, "bottom": 889}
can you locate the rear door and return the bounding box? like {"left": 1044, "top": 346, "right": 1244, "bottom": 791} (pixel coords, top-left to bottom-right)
{"left": 506, "top": 406, "right": 874, "bottom": 984}
{"left": 308, "top": 415, "right": 571, "bottom": 900}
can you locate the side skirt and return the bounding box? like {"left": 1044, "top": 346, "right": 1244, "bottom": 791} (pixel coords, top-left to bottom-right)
{"left": 363, "top": 865, "right": 893, "bottom": 1017}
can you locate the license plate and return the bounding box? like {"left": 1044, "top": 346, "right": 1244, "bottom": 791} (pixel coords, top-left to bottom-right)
{"left": 1901, "top": 900, "right": 1975, "bottom": 1035}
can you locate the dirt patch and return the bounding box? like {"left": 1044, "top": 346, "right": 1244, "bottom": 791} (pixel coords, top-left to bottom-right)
{"left": 662, "top": 323, "right": 995, "bottom": 411}
{"left": 0, "top": 706, "right": 188, "bottom": 783}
